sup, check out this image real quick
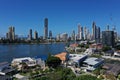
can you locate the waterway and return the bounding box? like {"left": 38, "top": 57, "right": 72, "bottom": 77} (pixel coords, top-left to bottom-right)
{"left": 0, "top": 43, "right": 67, "bottom": 62}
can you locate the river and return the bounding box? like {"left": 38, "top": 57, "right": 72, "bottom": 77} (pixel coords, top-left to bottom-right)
{"left": 0, "top": 43, "right": 67, "bottom": 62}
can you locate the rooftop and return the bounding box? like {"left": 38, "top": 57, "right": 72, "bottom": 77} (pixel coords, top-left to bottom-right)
{"left": 12, "top": 57, "right": 35, "bottom": 62}
{"left": 0, "top": 62, "right": 9, "bottom": 67}
{"left": 103, "top": 63, "right": 120, "bottom": 76}
{"left": 70, "top": 43, "right": 78, "bottom": 47}
{"left": 55, "top": 52, "right": 68, "bottom": 61}
{"left": 84, "top": 57, "right": 104, "bottom": 66}
{"left": 69, "top": 54, "right": 87, "bottom": 62}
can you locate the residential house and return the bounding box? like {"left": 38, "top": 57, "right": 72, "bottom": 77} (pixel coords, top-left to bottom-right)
{"left": 68, "top": 54, "right": 88, "bottom": 67}
{"left": 102, "top": 63, "right": 120, "bottom": 77}
{"left": 11, "top": 57, "right": 36, "bottom": 70}
{"left": 83, "top": 57, "right": 104, "bottom": 71}
{"left": 114, "top": 50, "right": 120, "bottom": 57}
{"left": 0, "top": 62, "right": 14, "bottom": 75}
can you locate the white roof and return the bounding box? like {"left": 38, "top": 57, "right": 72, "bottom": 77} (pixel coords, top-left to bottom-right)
{"left": 84, "top": 57, "right": 104, "bottom": 66}
{"left": 86, "top": 66, "right": 95, "bottom": 71}
{"left": 69, "top": 54, "right": 87, "bottom": 62}
{"left": 12, "top": 57, "right": 34, "bottom": 62}
{"left": 14, "top": 74, "right": 25, "bottom": 79}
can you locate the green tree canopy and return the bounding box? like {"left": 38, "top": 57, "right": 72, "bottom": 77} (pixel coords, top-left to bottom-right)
{"left": 102, "top": 46, "right": 112, "bottom": 52}
{"left": 46, "top": 55, "right": 61, "bottom": 68}
{"left": 115, "top": 45, "right": 120, "bottom": 50}
{"left": 78, "top": 44, "right": 84, "bottom": 48}
{"left": 75, "top": 75, "right": 101, "bottom": 80}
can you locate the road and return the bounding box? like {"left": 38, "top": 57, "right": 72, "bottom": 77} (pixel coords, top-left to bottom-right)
{"left": 102, "top": 56, "right": 120, "bottom": 61}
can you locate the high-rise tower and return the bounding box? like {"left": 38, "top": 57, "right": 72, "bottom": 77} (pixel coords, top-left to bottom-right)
{"left": 96, "top": 27, "right": 101, "bottom": 43}
{"left": 44, "top": 18, "right": 48, "bottom": 39}
{"left": 29, "top": 29, "right": 32, "bottom": 40}
{"left": 84, "top": 27, "right": 87, "bottom": 40}
{"left": 7, "top": 26, "right": 15, "bottom": 41}
{"left": 12, "top": 27, "right": 15, "bottom": 40}
{"left": 49, "top": 30, "right": 52, "bottom": 39}
{"left": 34, "top": 31, "right": 38, "bottom": 40}
{"left": 102, "top": 31, "right": 115, "bottom": 47}
{"left": 71, "top": 30, "right": 75, "bottom": 41}
{"left": 92, "top": 22, "right": 97, "bottom": 40}
{"left": 78, "top": 24, "right": 83, "bottom": 40}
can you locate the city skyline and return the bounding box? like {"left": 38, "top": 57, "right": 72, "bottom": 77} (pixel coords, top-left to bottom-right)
{"left": 0, "top": 0, "right": 120, "bottom": 37}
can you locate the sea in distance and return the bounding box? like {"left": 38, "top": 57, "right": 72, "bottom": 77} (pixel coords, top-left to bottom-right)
{"left": 0, "top": 42, "right": 67, "bottom": 63}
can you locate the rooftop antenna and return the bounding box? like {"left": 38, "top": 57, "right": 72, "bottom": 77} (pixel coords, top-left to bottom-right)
{"left": 110, "top": 13, "right": 116, "bottom": 32}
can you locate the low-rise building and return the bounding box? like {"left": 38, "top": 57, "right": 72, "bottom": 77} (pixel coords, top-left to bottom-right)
{"left": 11, "top": 57, "right": 36, "bottom": 70}
{"left": 84, "top": 48, "right": 97, "bottom": 55}
{"left": 35, "top": 58, "right": 45, "bottom": 69}
{"left": 114, "top": 50, "right": 120, "bottom": 57}
{"left": 89, "top": 43, "right": 103, "bottom": 50}
{"left": 103, "top": 50, "right": 114, "bottom": 56}
{"left": 13, "top": 74, "right": 29, "bottom": 80}
{"left": 68, "top": 54, "right": 88, "bottom": 67}
{"left": 83, "top": 57, "right": 104, "bottom": 71}
{"left": 11, "top": 57, "right": 45, "bottom": 70}
{"left": 102, "top": 63, "right": 120, "bottom": 76}
{"left": 70, "top": 43, "right": 78, "bottom": 48}
{"left": 0, "top": 62, "right": 14, "bottom": 75}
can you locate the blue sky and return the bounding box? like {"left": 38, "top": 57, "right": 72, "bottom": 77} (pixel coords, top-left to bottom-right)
{"left": 0, "top": 0, "right": 120, "bottom": 37}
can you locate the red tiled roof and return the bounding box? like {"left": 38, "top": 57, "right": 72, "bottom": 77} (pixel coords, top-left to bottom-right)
{"left": 55, "top": 52, "right": 68, "bottom": 61}
{"left": 70, "top": 43, "right": 78, "bottom": 47}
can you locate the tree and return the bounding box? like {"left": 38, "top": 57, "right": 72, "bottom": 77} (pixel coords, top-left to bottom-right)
{"left": 115, "top": 45, "right": 120, "bottom": 50}
{"left": 20, "top": 62, "right": 28, "bottom": 73}
{"left": 105, "top": 74, "right": 116, "bottom": 80}
{"left": 85, "top": 44, "right": 89, "bottom": 49}
{"left": 102, "top": 46, "right": 111, "bottom": 52}
{"left": 75, "top": 75, "right": 101, "bottom": 80}
{"left": 93, "top": 67, "right": 101, "bottom": 76}
{"left": 118, "top": 74, "right": 120, "bottom": 80}
{"left": 61, "top": 68, "right": 76, "bottom": 80}
{"left": 78, "top": 44, "right": 84, "bottom": 48}
{"left": 46, "top": 55, "right": 61, "bottom": 68}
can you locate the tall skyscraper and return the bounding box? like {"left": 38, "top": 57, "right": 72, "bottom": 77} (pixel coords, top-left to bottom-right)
{"left": 6, "top": 33, "right": 9, "bottom": 39}
{"left": 102, "top": 31, "right": 115, "bottom": 47}
{"left": 7, "top": 26, "right": 15, "bottom": 41}
{"left": 56, "top": 34, "right": 60, "bottom": 41}
{"left": 106, "top": 25, "right": 109, "bottom": 31}
{"left": 86, "top": 28, "right": 91, "bottom": 40}
{"left": 34, "top": 31, "right": 38, "bottom": 40}
{"left": 84, "top": 27, "right": 87, "bottom": 40}
{"left": 96, "top": 27, "right": 101, "bottom": 43}
{"left": 29, "top": 29, "right": 32, "bottom": 40}
{"left": 12, "top": 27, "right": 15, "bottom": 40}
{"left": 80, "top": 27, "right": 83, "bottom": 40}
{"left": 49, "top": 30, "right": 52, "bottom": 39}
{"left": 92, "top": 22, "right": 97, "bottom": 40}
{"left": 44, "top": 18, "right": 48, "bottom": 39}
{"left": 78, "top": 24, "right": 83, "bottom": 40}
{"left": 78, "top": 24, "right": 80, "bottom": 38}
{"left": 71, "top": 30, "right": 75, "bottom": 41}
{"left": 61, "top": 33, "right": 68, "bottom": 42}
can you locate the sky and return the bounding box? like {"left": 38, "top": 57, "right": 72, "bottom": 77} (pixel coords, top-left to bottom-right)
{"left": 0, "top": 0, "right": 120, "bottom": 37}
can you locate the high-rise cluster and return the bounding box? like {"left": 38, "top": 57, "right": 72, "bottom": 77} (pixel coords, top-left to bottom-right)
{"left": 6, "top": 26, "right": 15, "bottom": 41}
{"left": 77, "top": 24, "right": 91, "bottom": 41}
{"left": 27, "top": 18, "right": 50, "bottom": 40}
{"left": 4, "top": 19, "right": 117, "bottom": 47}
{"left": 92, "top": 22, "right": 101, "bottom": 43}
